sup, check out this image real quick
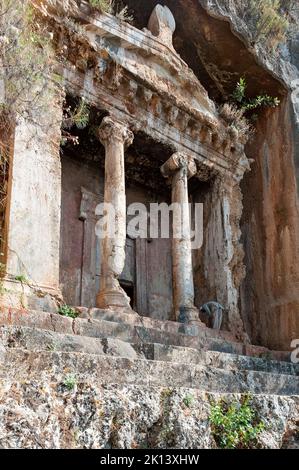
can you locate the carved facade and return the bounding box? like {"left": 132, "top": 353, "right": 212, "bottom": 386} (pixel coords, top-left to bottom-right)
{"left": 1, "top": 0, "right": 299, "bottom": 450}
{"left": 1, "top": 1, "right": 297, "bottom": 352}
{"left": 0, "top": 2, "right": 249, "bottom": 341}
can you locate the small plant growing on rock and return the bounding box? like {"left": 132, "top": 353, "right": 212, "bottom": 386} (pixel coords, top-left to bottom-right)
{"left": 115, "top": 4, "right": 134, "bottom": 23}
{"left": 219, "top": 103, "right": 254, "bottom": 144}
{"left": 210, "top": 394, "right": 265, "bottom": 449}
{"left": 88, "top": 1, "right": 134, "bottom": 22}
{"left": 63, "top": 374, "right": 77, "bottom": 391}
{"left": 14, "top": 274, "right": 28, "bottom": 284}
{"left": 183, "top": 394, "right": 194, "bottom": 408}
{"left": 58, "top": 305, "right": 78, "bottom": 319}
{"left": 252, "top": 0, "right": 289, "bottom": 50}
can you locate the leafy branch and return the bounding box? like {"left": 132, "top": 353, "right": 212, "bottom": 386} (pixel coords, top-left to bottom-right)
{"left": 232, "top": 77, "right": 280, "bottom": 111}
{"left": 210, "top": 394, "right": 265, "bottom": 449}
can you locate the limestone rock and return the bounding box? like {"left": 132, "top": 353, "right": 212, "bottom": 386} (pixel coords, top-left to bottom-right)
{"left": 0, "top": 382, "right": 298, "bottom": 449}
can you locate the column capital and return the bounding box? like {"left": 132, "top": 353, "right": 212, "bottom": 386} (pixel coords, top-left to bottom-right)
{"left": 160, "top": 153, "right": 197, "bottom": 180}
{"left": 98, "top": 116, "right": 134, "bottom": 149}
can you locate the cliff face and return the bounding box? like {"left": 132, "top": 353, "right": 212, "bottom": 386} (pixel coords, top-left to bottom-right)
{"left": 132, "top": 0, "right": 299, "bottom": 350}
{"left": 1, "top": 382, "right": 298, "bottom": 449}
{"left": 198, "top": 0, "right": 299, "bottom": 350}
{"left": 241, "top": 100, "right": 299, "bottom": 350}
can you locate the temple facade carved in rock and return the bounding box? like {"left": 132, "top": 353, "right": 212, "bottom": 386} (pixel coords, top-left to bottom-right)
{"left": 0, "top": 0, "right": 298, "bottom": 351}
{"left": 0, "top": 0, "right": 299, "bottom": 450}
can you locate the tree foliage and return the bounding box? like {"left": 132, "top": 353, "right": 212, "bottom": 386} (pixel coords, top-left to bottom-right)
{"left": 235, "top": 0, "right": 292, "bottom": 50}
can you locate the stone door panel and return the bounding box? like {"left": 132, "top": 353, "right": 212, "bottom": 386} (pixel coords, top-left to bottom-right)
{"left": 61, "top": 174, "right": 173, "bottom": 316}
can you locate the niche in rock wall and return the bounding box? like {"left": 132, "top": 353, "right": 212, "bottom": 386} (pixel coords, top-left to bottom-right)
{"left": 59, "top": 102, "right": 174, "bottom": 320}
{"left": 60, "top": 154, "right": 174, "bottom": 319}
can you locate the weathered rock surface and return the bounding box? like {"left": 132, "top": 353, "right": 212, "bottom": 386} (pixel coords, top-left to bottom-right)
{"left": 1, "top": 1, "right": 299, "bottom": 449}
{"left": 0, "top": 307, "right": 298, "bottom": 448}
{"left": 0, "top": 382, "right": 298, "bottom": 449}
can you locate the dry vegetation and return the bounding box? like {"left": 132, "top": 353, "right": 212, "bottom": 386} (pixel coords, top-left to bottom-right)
{"left": 219, "top": 103, "right": 254, "bottom": 144}
{"left": 234, "top": 0, "right": 294, "bottom": 50}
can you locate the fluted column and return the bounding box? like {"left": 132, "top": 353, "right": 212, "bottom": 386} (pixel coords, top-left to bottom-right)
{"left": 96, "top": 116, "right": 134, "bottom": 309}
{"left": 161, "top": 153, "right": 200, "bottom": 323}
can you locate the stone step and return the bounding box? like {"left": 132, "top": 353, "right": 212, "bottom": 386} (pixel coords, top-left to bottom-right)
{"left": 77, "top": 315, "right": 247, "bottom": 356}
{"left": 0, "top": 308, "right": 291, "bottom": 362}
{"left": 0, "top": 348, "right": 298, "bottom": 396}
{"left": 85, "top": 307, "right": 237, "bottom": 342}
{"left": 88, "top": 308, "right": 292, "bottom": 361}
{"left": 0, "top": 324, "right": 141, "bottom": 360}
{"left": 1, "top": 324, "right": 298, "bottom": 377}
{"left": 205, "top": 351, "right": 299, "bottom": 377}
{"left": 0, "top": 308, "right": 243, "bottom": 355}
{"left": 144, "top": 344, "right": 299, "bottom": 377}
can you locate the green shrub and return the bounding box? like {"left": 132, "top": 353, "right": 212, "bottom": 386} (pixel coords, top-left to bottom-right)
{"left": 232, "top": 77, "right": 280, "bottom": 112}
{"left": 14, "top": 274, "right": 28, "bottom": 284}
{"left": 58, "top": 305, "right": 78, "bottom": 319}
{"left": 220, "top": 77, "right": 280, "bottom": 142}
{"left": 210, "top": 394, "right": 265, "bottom": 449}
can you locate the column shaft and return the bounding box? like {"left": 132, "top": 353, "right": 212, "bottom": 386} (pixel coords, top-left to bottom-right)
{"left": 96, "top": 117, "right": 133, "bottom": 309}
{"left": 172, "top": 166, "right": 195, "bottom": 318}
{"left": 161, "top": 153, "right": 200, "bottom": 323}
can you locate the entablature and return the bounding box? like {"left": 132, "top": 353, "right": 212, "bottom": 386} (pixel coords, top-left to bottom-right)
{"left": 37, "top": 1, "right": 251, "bottom": 181}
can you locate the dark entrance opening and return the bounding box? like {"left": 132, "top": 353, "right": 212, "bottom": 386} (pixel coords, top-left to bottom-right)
{"left": 120, "top": 281, "right": 135, "bottom": 309}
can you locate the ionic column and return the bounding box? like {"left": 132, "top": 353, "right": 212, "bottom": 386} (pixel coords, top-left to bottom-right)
{"left": 96, "top": 116, "right": 134, "bottom": 309}
{"left": 161, "top": 153, "right": 200, "bottom": 323}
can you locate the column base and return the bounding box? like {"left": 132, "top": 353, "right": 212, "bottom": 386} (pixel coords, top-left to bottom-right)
{"left": 177, "top": 306, "right": 205, "bottom": 325}
{"left": 96, "top": 287, "right": 132, "bottom": 310}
